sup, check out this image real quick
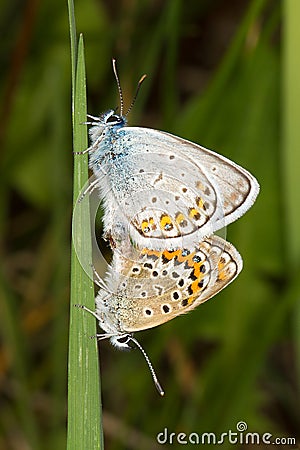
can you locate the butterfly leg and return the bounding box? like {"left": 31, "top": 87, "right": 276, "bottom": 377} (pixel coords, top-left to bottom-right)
{"left": 87, "top": 114, "right": 101, "bottom": 121}
{"left": 78, "top": 178, "right": 100, "bottom": 202}
{"left": 73, "top": 134, "right": 104, "bottom": 155}
{"left": 90, "top": 263, "right": 107, "bottom": 289}
{"left": 73, "top": 146, "right": 92, "bottom": 155}
{"left": 74, "top": 304, "right": 99, "bottom": 321}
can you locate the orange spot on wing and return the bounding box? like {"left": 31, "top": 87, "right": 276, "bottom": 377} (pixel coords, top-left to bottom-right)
{"left": 142, "top": 248, "right": 161, "bottom": 257}
{"left": 218, "top": 270, "right": 228, "bottom": 281}
{"left": 196, "top": 197, "right": 204, "bottom": 209}
{"left": 141, "top": 220, "right": 150, "bottom": 233}
{"left": 190, "top": 278, "right": 204, "bottom": 294}
{"left": 160, "top": 214, "right": 173, "bottom": 231}
{"left": 188, "top": 208, "right": 201, "bottom": 220}
{"left": 162, "top": 249, "right": 181, "bottom": 260}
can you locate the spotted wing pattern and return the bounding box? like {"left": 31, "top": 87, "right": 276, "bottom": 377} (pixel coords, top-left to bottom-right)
{"left": 98, "top": 235, "right": 243, "bottom": 333}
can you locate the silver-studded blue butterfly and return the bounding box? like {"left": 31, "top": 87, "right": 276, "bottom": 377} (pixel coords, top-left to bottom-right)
{"left": 79, "top": 60, "right": 259, "bottom": 251}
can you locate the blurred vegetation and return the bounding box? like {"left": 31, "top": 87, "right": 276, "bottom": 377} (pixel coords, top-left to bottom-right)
{"left": 0, "top": 0, "right": 299, "bottom": 449}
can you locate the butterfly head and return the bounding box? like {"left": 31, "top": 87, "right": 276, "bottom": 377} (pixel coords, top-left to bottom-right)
{"left": 88, "top": 109, "right": 127, "bottom": 142}
{"left": 102, "top": 109, "right": 127, "bottom": 128}
{"left": 110, "top": 333, "right": 132, "bottom": 350}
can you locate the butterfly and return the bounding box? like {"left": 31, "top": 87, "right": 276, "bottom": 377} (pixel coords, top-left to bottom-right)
{"left": 80, "top": 60, "right": 259, "bottom": 251}
{"left": 76, "top": 234, "right": 242, "bottom": 395}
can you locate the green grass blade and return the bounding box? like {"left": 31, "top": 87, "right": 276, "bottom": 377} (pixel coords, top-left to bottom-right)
{"left": 67, "top": 11, "right": 103, "bottom": 450}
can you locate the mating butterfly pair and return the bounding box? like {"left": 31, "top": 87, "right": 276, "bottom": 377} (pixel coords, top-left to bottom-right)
{"left": 74, "top": 60, "right": 259, "bottom": 394}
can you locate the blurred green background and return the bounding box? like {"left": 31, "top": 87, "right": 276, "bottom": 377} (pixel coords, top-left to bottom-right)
{"left": 1, "top": 0, "right": 299, "bottom": 449}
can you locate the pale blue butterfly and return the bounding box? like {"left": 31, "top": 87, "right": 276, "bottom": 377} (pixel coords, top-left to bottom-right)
{"left": 79, "top": 59, "right": 259, "bottom": 251}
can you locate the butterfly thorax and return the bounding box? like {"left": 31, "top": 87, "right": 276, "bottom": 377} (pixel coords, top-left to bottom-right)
{"left": 95, "top": 290, "right": 140, "bottom": 335}
{"left": 88, "top": 110, "right": 129, "bottom": 167}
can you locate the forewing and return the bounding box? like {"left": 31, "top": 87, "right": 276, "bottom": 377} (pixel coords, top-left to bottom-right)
{"left": 125, "top": 127, "right": 260, "bottom": 231}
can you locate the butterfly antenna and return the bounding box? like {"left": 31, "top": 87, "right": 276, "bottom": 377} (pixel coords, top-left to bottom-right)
{"left": 125, "top": 74, "right": 147, "bottom": 117}
{"left": 129, "top": 336, "right": 164, "bottom": 396}
{"left": 112, "top": 58, "right": 124, "bottom": 116}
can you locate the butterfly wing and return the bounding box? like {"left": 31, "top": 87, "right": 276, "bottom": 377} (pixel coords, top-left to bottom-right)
{"left": 97, "top": 126, "right": 259, "bottom": 250}
{"left": 157, "top": 129, "right": 260, "bottom": 225}
{"left": 105, "top": 235, "right": 243, "bottom": 333}
{"left": 126, "top": 127, "right": 260, "bottom": 228}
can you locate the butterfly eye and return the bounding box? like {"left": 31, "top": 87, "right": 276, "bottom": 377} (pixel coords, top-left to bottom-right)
{"left": 116, "top": 335, "right": 130, "bottom": 345}
{"left": 106, "top": 114, "right": 122, "bottom": 123}
{"left": 110, "top": 335, "right": 132, "bottom": 350}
